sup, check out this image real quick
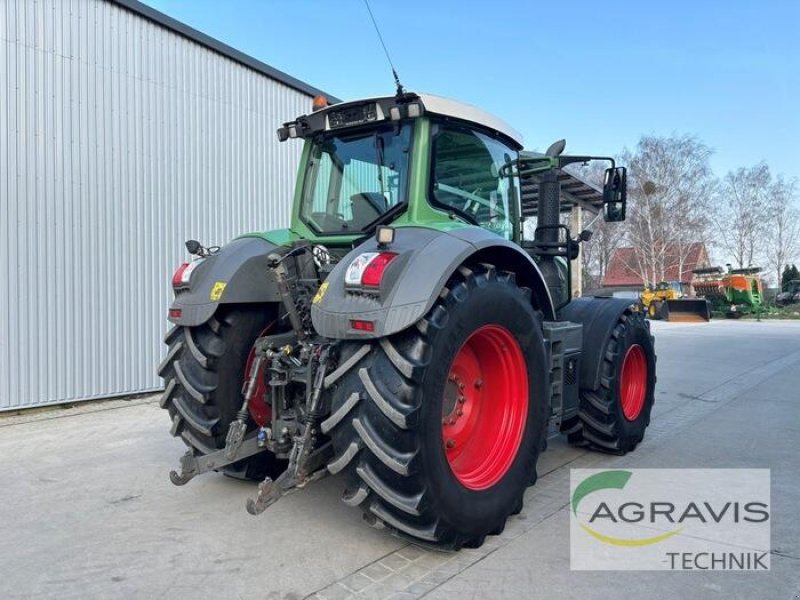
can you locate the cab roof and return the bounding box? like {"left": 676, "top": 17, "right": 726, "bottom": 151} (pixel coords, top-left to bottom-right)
{"left": 415, "top": 94, "right": 523, "bottom": 147}
{"left": 283, "top": 92, "right": 524, "bottom": 149}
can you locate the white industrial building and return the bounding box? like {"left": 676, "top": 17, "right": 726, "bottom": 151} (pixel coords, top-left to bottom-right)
{"left": 1, "top": 0, "right": 334, "bottom": 409}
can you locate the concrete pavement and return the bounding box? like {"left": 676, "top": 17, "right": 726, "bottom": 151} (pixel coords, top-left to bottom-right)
{"left": 1, "top": 320, "right": 798, "bottom": 599}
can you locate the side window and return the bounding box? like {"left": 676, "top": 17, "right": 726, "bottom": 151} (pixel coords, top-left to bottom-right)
{"left": 431, "top": 124, "right": 518, "bottom": 239}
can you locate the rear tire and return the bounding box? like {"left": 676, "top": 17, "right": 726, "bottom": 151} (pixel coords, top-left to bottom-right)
{"left": 324, "top": 265, "right": 549, "bottom": 549}
{"left": 566, "top": 310, "right": 656, "bottom": 454}
{"left": 158, "top": 305, "right": 285, "bottom": 481}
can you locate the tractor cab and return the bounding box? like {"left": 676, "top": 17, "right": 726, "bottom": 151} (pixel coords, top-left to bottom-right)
{"left": 279, "top": 93, "right": 526, "bottom": 246}
{"left": 278, "top": 92, "right": 627, "bottom": 307}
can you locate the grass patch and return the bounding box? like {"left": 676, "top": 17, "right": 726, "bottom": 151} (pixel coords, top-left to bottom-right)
{"left": 738, "top": 305, "right": 800, "bottom": 320}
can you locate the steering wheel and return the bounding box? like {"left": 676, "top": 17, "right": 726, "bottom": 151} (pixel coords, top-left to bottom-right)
{"left": 435, "top": 183, "right": 505, "bottom": 219}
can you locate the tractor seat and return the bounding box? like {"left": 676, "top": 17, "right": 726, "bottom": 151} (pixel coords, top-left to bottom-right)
{"left": 350, "top": 192, "right": 388, "bottom": 227}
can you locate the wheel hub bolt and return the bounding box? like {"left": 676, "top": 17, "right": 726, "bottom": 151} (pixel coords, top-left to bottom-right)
{"left": 456, "top": 408, "right": 463, "bottom": 416}
{"left": 457, "top": 395, "right": 465, "bottom": 404}
{"left": 474, "top": 379, "right": 483, "bottom": 389}
{"left": 446, "top": 439, "right": 456, "bottom": 449}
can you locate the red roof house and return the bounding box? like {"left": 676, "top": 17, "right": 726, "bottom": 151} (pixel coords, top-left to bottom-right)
{"left": 602, "top": 242, "right": 710, "bottom": 293}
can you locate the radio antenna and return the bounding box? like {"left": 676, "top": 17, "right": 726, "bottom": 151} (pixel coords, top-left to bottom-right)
{"left": 363, "top": 0, "right": 405, "bottom": 96}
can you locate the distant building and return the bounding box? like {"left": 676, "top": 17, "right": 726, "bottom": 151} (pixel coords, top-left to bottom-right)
{"left": 602, "top": 242, "right": 711, "bottom": 295}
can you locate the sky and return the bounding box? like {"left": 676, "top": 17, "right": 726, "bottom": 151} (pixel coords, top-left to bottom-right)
{"left": 142, "top": 0, "right": 800, "bottom": 181}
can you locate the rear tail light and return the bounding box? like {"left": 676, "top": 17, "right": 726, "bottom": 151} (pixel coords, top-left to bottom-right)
{"left": 171, "top": 262, "right": 190, "bottom": 287}
{"left": 361, "top": 252, "right": 398, "bottom": 287}
{"left": 345, "top": 252, "right": 398, "bottom": 288}
{"left": 171, "top": 261, "right": 199, "bottom": 288}
{"left": 350, "top": 320, "right": 375, "bottom": 332}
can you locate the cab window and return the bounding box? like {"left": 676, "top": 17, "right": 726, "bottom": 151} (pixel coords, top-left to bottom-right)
{"left": 300, "top": 124, "right": 412, "bottom": 234}
{"left": 430, "top": 123, "right": 519, "bottom": 239}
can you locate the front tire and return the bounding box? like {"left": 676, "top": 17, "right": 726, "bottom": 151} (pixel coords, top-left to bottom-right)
{"left": 648, "top": 300, "right": 662, "bottom": 320}
{"left": 158, "top": 305, "right": 285, "bottom": 480}
{"left": 565, "top": 310, "right": 656, "bottom": 454}
{"left": 324, "top": 265, "right": 549, "bottom": 549}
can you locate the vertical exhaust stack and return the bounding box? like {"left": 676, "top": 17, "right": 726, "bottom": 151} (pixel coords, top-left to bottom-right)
{"left": 535, "top": 168, "right": 567, "bottom": 306}
{"left": 535, "top": 169, "right": 561, "bottom": 245}
{"left": 537, "top": 139, "right": 567, "bottom": 241}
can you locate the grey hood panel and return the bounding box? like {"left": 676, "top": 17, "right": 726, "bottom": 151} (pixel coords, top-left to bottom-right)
{"left": 311, "top": 226, "right": 553, "bottom": 339}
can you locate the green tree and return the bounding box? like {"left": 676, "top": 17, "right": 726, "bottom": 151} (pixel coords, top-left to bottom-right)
{"left": 782, "top": 265, "right": 792, "bottom": 289}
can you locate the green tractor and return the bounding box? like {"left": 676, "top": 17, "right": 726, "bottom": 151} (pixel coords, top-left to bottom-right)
{"left": 159, "top": 92, "right": 656, "bottom": 549}
{"left": 776, "top": 279, "right": 800, "bottom": 306}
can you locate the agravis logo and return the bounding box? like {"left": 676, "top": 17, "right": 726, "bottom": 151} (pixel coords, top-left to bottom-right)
{"left": 571, "top": 470, "right": 683, "bottom": 546}
{"left": 570, "top": 469, "right": 771, "bottom": 571}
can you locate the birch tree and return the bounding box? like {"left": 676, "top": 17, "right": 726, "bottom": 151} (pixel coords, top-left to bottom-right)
{"left": 621, "top": 135, "right": 716, "bottom": 286}
{"left": 764, "top": 175, "right": 800, "bottom": 286}
{"left": 715, "top": 164, "right": 771, "bottom": 268}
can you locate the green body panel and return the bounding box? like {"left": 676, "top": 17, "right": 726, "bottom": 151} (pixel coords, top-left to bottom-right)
{"left": 727, "top": 287, "right": 762, "bottom": 308}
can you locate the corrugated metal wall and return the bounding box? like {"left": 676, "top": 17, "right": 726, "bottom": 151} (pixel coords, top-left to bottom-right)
{"left": 0, "top": 0, "right": 314, "bottom": 409}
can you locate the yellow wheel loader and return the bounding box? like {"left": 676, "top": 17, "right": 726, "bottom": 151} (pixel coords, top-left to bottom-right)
{"left": 641, "top": 281, "right": 710, "bottom": 322}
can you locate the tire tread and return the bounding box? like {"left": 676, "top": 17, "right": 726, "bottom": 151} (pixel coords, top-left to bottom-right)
{"left": 327, "top": 265, "right": 544, "bottom": 549}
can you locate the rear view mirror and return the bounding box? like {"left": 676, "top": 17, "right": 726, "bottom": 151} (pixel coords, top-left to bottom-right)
{"left": 603, "top": 167, "right": 627, "bottom": 222}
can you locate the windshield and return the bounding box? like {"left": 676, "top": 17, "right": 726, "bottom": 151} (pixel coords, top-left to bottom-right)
{"left": 300, "top": 123, "right": 413, "bottom": 234}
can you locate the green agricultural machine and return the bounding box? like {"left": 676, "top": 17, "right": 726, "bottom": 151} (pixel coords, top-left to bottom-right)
{"left": 159, "top": 91, "right": 656, "bottom": 549}
{"left": 693, "top": 266, "right": 764, "bottom": 318}
{"left": 776, "top": 280, "right": 800, "bottom": 306}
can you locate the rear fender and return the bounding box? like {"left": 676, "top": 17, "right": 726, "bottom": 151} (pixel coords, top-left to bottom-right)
{"left": 558, "top": 296, "right": 644, "bottom": 390}
{"left": 168, "top": 237, "right": 283, "bottom": 327}
{"left": 311, "top": 226, "right": 555, "bottom": 339}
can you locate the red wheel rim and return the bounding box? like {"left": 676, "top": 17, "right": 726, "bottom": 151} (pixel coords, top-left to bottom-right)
{"left": 245, "top": 325, "right": 273, "bottom": 427}
{"left": 620, "top": 344, "right": 647, "bottom": 421}
{"left": 442, "top": 325, "right": 528, "bottom": 491}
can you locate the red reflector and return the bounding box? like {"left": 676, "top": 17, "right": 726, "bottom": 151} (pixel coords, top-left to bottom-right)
{"left": 171, "top": 262, "right": 191, "bottom": 288}
{"left": 169, "top": 308, "right": 182, "bottom": 319}
{"left": 350, "top": 320, "right": 375, "bottom": 332}
{"left": 361, "top": 252, "right": 398, "bottom": 287}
